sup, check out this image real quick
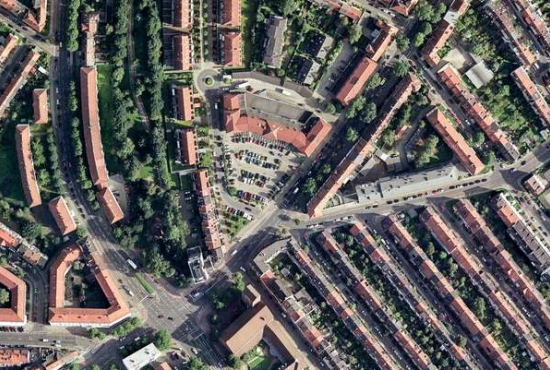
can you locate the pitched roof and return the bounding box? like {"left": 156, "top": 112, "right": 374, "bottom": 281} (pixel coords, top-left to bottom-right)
{"left": 336, "top": 56, "right": 378, "bottom": 106}
{"left": 97, "top": 188, "right": 124, "bottom": 224}
{"left": 48, "top": 246, "right": 131, "bottom": 327}
{"left": 426, "top": 108, "right": 484, "bottom": 175}
{"left": 80, "top": 67, "right": 109, "bottom": 189}
{"left": 263, "top": 15, "right": 287, "bottom": 69}
{"left": 178, "top": 129, "right": 197, "bottom": 165}
{"left": 174, "top": 34, "right": 192, "bottom": 70}
{"left": 0, "top": 348, "right": 29, "bottom": 367}
{"left": 511, "top": 66, "right": 550, "bottom": 127}
{"left": 0, "top": 33, "right": 18, "bottom": 65}
{"left": 195, "top": 170, "right": 223, "bottom": 252}
{"left": 15, "top": 124, "right": 42, "bottom": 208}
{"left": 174, "top": 0, "right": 191, "bottom": 29}
{"left": 0, "top": 223, "right": 19, "bottom": 248}
{"left": 175, "top": 86, "right": 194, "bottom": 121}
{"left": 222, "top": 0, "right": 241, "bottom": 27}
{"left": 0, "top": 266, "right": 26, "bottom": 325}
{"left": 366, "top": 19, "right": 397, "bottom": 62}
{"left": 223, "top": 31, "right": 242, "bottom": 67}
{"left": 32, "top": 88, "right": 48, "bottom": 123}
{"left": 48, "top": 196, "right": 77, "bottom": 235}
{"left": 0, "top": 49, "right": 40, "bottom": 118}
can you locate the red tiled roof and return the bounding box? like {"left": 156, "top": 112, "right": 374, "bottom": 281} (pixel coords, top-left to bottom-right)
{"left": 0, "top": 224, "right": 19, "bottom": 248}
{"left": 511, "top": 66, "right": 550, "bottom": 127}
{"left": 0, "top": 49, "right": 40, "bottom": 117}
{"left": 174, "top": 0, "right": 191, "bottom": 29}
{"left": 155, "top": 362, "right": 173, "bottom": 370}
{"left": 0, "top": 34, "right": 18, "bottom": 65}
{"left": 0, "top": 266, "right": 26, "bottom": 325}
{"left": 97, "top": 188, "right": 124, "bottom": 224}
{"left": 223, "top": 31, "right": 242, "bottom": 67}
{"left": 222, "top": 0, "right": 240, "bottom": 27}
{"left": 366, "top": 20, "right": 397, "bottom": 62}
{"left": 15, "top": 124, "right": 42, "bottom": 208}
{"left": 195, "top": 170, "right": 224, "bottom": 252}
{"left": 174, "top": 34, "right": 192, "bottom": 70}
{"left": 48, "top": 196, "right": 77, "bottom": 235}
{"left": 309, "top": 74, "right": 421, "bottom": 217}
{"left": 223, "top": 93, "right": 331, "bottom": 157}
{"left": 389, "top": 0, "right": 419, "bottom": 16}
{"left": 336, "top": 56, "right": 378, "bottom": 106}
{"left": 179, "top": 129, "right": 197, "bottom": 165}
{"left": 421, "top": 20, "right": 454, "bottom": 67}
{"left": 175, "top": 86, "right": 194, "bottom": 121}
{"left": 426, "top": 108, "right": 484, "bottom": 175}
{"left": 80, "top": 67, "right": 109, "bottom": 189}
{"left": 0, "top": 348, "right": 29, "bottom": 367}
{"left": 48, "top": 246, "right": 131, "bottom": 327}
{"left": 32, "top": 88, "right": 48, "bottom": 123}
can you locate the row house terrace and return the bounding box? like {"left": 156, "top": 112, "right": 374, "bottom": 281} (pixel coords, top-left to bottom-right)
{"left": 195, "top": 170, "right": 225, "bottom": 259}
{"left": 453, "top": 199, "right": 550, "bottom": 334}
{"left": 316, "top": 230, "right": 438, "bottom": 370}
{"left": 0, "top": 49, "right": 41, "bottom": 118}
{"left": 437, "top": 63, "right": 519, "bottom": 161}
{"left": 349, "top": 221, "right": 481, "bottom": 369}
{"left": 375, "top": 0, "right": 419, "bottom": 16}
{"left": 288, "top": 241, "right": 400, "bottom": 370}
{"left": 308, "top": 73, "right": 421, "bottom": 217}
{"left": 492, "top": 192, "right": 550, "bottom": 277}
{"left": 308, "top": 0, "right": 362, "bottom": 23}
{"left": 0, "top": 221, "right": 48, "bottom": 267}
{"left": 0, "top": 34, "right": 18, "bottom": 66}
{"left": 421, "top": 207, "right": 550, "bottom": 369}
{"left": 421, "top": 0, "right": 470, "bottom": 67}
{"left": 511, "top": 66, "right": 550, "bottom": 128}
{"left": 15, "top": 124, "right": 42, "bottom": 208}
{"left": 251, "top": 240, "right": 349, "bottom": 369}
{"left": 383, "top": 215, "right": 518, "bottom": 370}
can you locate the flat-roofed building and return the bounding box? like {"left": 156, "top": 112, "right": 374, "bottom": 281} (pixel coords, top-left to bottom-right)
{"left": 81, "top": 67, "right": 109, "bottom": 189}
{"left": 0, "top": 266, "right": 26, "bottom": 326}
{"left": 122, "top": 343, "right": 161, "bottom": 370}
{"left": 336, "top": 56, "right": 378, "bottom": 106}
{"left": 15, "top": 124, "right": 42, "bottom": 208}
{"left": 263, "top": 15, "right": 287, "bottom": 69}
{"left": 97, "top": 188, "right": 124, "bottom": 224}
{"left": 48, "top": 196, "right": 77, "bottom": 235}
{"left": 48, "top": 246, "right": 131, "bottom": 327}
{"left": 32, "top": 88, "right": 48, "bottom": 123}
{"left": 0, "top": 34, "right": 18, "bottom": 65}
{"left": 425, "top": 108, "right": 484, "bottom": 175}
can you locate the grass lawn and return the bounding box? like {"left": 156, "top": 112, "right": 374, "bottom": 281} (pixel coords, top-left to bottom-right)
{"left": 0, "top": 123, "right": 25, "bottom": 203}
{"left": 136, "top": 273, "right": 155, "bottom": 295}
{"left": 97, "top": 64, "right": 119, "bottom": 173}
{"left": 241, "top": 0, "right": 259, "bottom": 65}
{"left": 248, "top": 355, "right": 271, "bottom": 370}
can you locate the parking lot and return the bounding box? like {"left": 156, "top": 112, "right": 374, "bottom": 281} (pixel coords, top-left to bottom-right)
{"left": 223, "top": 132, "right": 301, "bottom": 206}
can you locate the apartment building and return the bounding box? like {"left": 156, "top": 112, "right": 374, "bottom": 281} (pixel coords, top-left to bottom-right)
{"left": 0, "top": 49, "right": 41, "bottom": 118}
{"left": 0, "top": 221, "right": 47, "bottom": 267}
{"left": 195, "top": 170, "right": 225, "bottom": 258}
{"left": 523, "top": 174, "right": 548, "bottom": 196}
{"left": 32, "top": 88, "right": 48, "bottom": 124}
{"left": 366, "top": 20, "right": 397, "bottom": 62}
{"left": 97, "top": 188, "right": 124, "bottom": 224}
{"left": 426, "top": 108, "right": 484, "bottom": 175}
{"left": 492, "top": 193, "right": 550, "bottom": 276}
{"left": 484, "top": 1, "right": 536, "bottom": 66}
{"left": 263, "top": 15, "right": 287, "bottom": 69}
{"left": 0, "top": 266, "right": 26, "bottom": 326}
{"left": 82, "top": 12, "right": 99, "bottom": 67}
{"left": 421, "top": 0, "right": 470, "bottom": 67}
{"left": 222, "top": 92, "right": 331, "bottom": 157}
{"left": 48, "top": 245, "right": 131, "bottom": 327}
{"left": 308, "top": 73, "right": 421, "bottom": 217}
{"left": 437, "top": 63, "right": 519, "bottom": 161}
{"left": 511, "top": 66, "right": 550, "bottom": 127}
{"left": 81, "top": 67, "right": 109, "bottom": 189}
{"left": 220, "top": 0, "right": 240, "bottom": 27}
{"left": 511, "top": 0, "right": 550, "bottom": 50}
{"left": 15, "top": 124, "right": 42, "bottom": 208}
{"left": 48, "top": 196, "right": 77, "bottom": 236}
{"left": 383, "top": 216, "right": 519, "bottom": 370}
{"left": 336, "top": 56, "right": 378, "bottom": 106}
{"left": 0, "top": 34, "right": 18, "bottom": 65}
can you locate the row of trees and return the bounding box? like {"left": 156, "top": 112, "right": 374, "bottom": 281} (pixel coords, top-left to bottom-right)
{"left": 31, "top": 128, "right": 63, "bottom": 198}
{"left": 66, "top": 0, "right": 81, "bottom": 51}
{"left": 412, "top": 0, "right": 447, "bottom": 48}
